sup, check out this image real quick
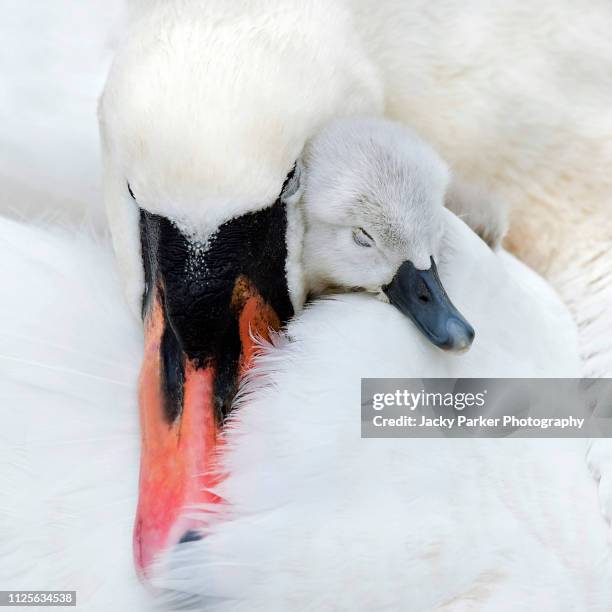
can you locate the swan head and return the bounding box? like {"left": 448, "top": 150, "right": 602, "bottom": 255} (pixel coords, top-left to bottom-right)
{"left": 298, "top": 117, "right": 475, "bottom": 353}
{"left": 98, "top": 2, "right": 382, "bottom": 579}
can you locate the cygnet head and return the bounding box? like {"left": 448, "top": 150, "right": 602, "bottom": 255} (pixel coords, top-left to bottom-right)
{"left": 297, "top": 117, "right": 475, "bottom": 353}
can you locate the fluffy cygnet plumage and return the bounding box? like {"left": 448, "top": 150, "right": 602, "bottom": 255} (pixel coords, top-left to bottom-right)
{"left": 297, "top": 117, "right": 506, "bottom": 301}
{"left": 287, "top": 117, "right": 507, "bottom": 352}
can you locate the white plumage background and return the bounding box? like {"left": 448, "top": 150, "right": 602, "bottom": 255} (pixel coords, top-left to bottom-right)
{"left": 0, "top": 0, "right": 124, "bottom": 225}
{"left": 1, "top": 1, "right": 612, "bottom": 610}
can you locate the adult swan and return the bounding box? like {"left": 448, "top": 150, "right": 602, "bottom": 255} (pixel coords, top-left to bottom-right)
{"left": 98, "top": 0, "right": 611, "bottom": 578}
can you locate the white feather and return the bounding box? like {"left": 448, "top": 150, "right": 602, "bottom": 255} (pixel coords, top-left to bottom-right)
{"left": 147, "top": 213, "right": 609, "bottom": 611}
{"left": 0, "top": 219, "right": 150, "bottom": 611}
{"left": 0, "top": 212, "right": 608, "bottom": 611}
{"left": 3, "top": 0, "right": 612, "bottom": 609}
{"left": 0, "top": 0, "right": 125, "bottom": 227}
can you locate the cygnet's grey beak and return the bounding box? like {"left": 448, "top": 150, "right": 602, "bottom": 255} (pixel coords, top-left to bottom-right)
{"left": 383, "top": 257, "right": 475, "bottom": 353}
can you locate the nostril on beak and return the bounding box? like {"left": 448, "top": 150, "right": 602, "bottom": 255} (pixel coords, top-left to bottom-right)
{"left": 178, "top": 530, "right": 202, "bottom": 544}
{"left": 416, "top": 277, "right": 431, "bottom": 303}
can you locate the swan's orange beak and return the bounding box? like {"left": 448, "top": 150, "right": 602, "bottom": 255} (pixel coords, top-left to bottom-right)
{"left": 132, "top": 192, "right": 295, "bottom": 578}
{"left": 134, "top": 279, "right": 281, "bottom": 578}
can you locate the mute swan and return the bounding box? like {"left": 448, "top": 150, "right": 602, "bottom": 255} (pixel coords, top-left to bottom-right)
{"left": 108, "top": 97, "right": 595, "bottom": 606}
{"left": 5, "top": 210, "right": 608, "bottom": 611}
{"left": 2, "top": 0, "right": 608, "bottom": 609}
{"left": 150, "top": 222, "right": 608, "bottom": 611}
{"left": 139, "top": 139, "right": 594, "bottom": 607}
{"left": 99, "top": 4, "right": 506, "bottom": 571}
{"left": 128, "top": 111, "right": 492, "bottom": 571}
{"left": 99, "top": 0, "right": 382, "bottom": 573}
{"left": 4, "top": 59, "right": 606, "bottom": 612}
{"left": 97, "top": 0, "right": 612, "bottom": 579}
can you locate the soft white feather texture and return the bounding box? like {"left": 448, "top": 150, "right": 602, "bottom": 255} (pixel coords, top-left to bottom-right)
{"left": 101, "top": 0, "right": 381, "bottom": 226}
{"left": 148, "top": 214, "right": 612, "bottom": 611}
{"left": 2, "top": 212, "right": 608, "bottom": 611}
{"left": 3, "top": 0, "right": 612, "bottom": 607}
{"left": 0, "top": 0, "right": 125, "bottom": 226}
{"left": 0, "top": 219, "right": 150, "bottom": 611}
{"left": 99, "top": 4, "right": 612, "bottom": 585}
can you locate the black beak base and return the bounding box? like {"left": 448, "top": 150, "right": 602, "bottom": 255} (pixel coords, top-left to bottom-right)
{"left": 383, "top": 257, "right": 475, "bottom": 353}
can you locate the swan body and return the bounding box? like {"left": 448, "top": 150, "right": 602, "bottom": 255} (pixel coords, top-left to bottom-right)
{"left": 0, "top": 54, "right": 604, "bottom": 601}
{"left": 2, "top": 0, "right": 611, "bottom": 608}
{"left": 155, "top": 215, "right": 606, "bottom": 611}
{"left": 0, "top": 219, "right": 149, "bottom": 610}
{"left": 3, "top": 213, "right": 609, "bottom": 611}
{"left": 100, "top": 1, "right": 612, "bottom": 578}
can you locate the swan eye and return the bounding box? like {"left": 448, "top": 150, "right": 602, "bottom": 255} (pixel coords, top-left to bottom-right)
{"left": 128, "top": 182, "right": 136, "bottom": 201}
{"left": 352, "top": 227, "right": 374, "bottom": 248}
